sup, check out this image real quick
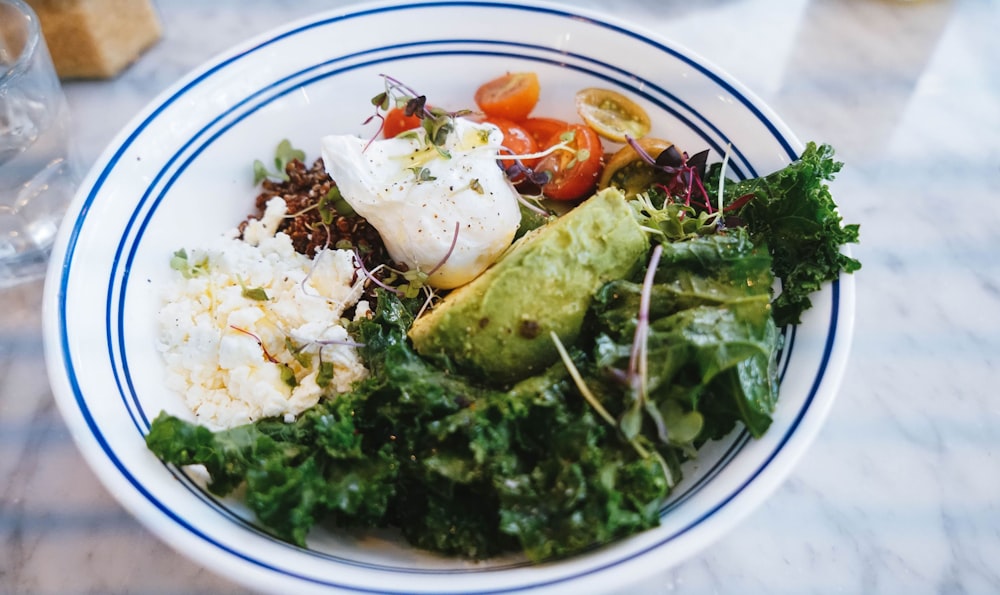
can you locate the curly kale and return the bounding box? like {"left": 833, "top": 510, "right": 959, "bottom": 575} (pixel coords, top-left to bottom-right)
{"left": 707, "top": 142, "right": 860, "bottom": 326}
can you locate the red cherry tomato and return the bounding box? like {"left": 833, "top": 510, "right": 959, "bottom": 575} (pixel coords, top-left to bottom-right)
{"left": 382, "top": 106, "right": 422, "bottom": 138}
{"left": 474, "top": 72, "right": 541, "bottom": 121}
{"left": 522, "top": 117, "right": 571, "bottom": 146}
{"left": 535, "top": 124, "right": 604, "bottom": 201}
{"left": 481, "top": 116, "right": 540, "bottom": 169}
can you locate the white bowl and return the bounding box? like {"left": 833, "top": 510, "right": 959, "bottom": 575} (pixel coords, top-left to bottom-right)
{"left": 42, "top": 1, "right": 855, "bottom": 593}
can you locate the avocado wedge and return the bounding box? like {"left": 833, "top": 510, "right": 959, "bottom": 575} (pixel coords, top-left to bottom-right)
{"left": 408, "top": 187, "right": 649, "bottom": 384}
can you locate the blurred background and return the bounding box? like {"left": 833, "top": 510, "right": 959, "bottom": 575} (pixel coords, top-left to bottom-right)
{"left": 2, "top": 0, "right": 999, "bottom": 593}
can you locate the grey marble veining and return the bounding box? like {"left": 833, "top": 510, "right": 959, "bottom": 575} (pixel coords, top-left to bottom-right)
{"left": 2, "top": 0, "right": 999, "bottom": 593}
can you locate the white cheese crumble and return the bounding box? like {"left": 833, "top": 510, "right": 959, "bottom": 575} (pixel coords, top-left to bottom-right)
{"left": 157, "top": 197, "right": 370, "bottom": 430}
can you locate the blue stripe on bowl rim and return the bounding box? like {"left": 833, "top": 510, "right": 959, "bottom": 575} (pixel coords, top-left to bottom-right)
{"left": 55, "top": 1, "right": 837, "bottom": 592}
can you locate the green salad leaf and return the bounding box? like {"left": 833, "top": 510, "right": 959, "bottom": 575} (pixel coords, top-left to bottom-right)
{"left": 708, "top": 142, "right": 860, "bottom": 326}
{"left": 591, "top": 229, "right": 779, "bottom": 441}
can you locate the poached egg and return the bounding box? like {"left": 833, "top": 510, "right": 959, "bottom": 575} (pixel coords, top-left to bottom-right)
{"left": 321, "top": 117, "right": 521, "bottom": 289}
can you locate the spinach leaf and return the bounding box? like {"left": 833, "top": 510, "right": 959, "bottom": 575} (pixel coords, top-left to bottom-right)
{"left": 591, "top": 230, "right": 780, "bottom": 439}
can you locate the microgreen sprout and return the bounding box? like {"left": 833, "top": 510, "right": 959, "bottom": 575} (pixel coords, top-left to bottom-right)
{"left": 285, "top": 337, "right": 313, "bottom": 368}
{"left": 229, "top": 325, "right": 279, "bottom": 363}
{"left": 314, "top": 337, "right": 367, "bottom": 349}
{"left": 551, "top": 331, "right": 675, "bottom": 489}
{"left": 494, "top": 135, "right": 581, "bottom": 187}
{"left": 237, "top": 276, "right": 269, "bottom": 301}
{"left": 622, "top": 244, "right": 670, "bottom": 444}
{"left": 366, "top": 75, "right": 473, "bottom": 157}
{"left": 626, "top": 136, "right": 713, "bottom": 212}
{"left": 253, "top": 139, "right": 306, "bottom": 185}
{"left": 315, "top": 356, "right": 334, "bottom": 388}
{"left": 319, "top": 185, "right": 354, "bottom": 221}
{"left": 717, "top": 143, "right": 731, "bottom": 220}
{"left": 515, "top": 192, "right": 552, "bottom": 218}
{"left": 550, "top": 331, "right": 617, "bottom": 429}
{"left": 410, "top": 166, "right": 437, "bottom": 182}
{"left": 352, "top": 249, "right": 403, "bottom": 296}
{"left": 425, "top": 221, "right": 460, "bottom": 278}
{"left": 170, "top": 249, "right": 209, "bottom": 279}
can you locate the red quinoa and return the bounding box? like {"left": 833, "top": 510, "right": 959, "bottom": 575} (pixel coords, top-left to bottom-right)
{"left": 240, "top": 157, "right": 393, "bottom": 273}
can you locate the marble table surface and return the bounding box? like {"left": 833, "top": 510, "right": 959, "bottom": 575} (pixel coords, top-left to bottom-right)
{"left": 2, "top": 0, "right": 999, "bottom": 593}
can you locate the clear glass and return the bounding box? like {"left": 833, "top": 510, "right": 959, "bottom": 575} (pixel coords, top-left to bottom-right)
{"left": 0, "top": 0, "right": 79, "bottom": 286}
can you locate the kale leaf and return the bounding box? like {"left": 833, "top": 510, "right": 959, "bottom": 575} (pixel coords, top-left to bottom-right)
{"left": 146, "top": 291, "right": 674, "bottom": 560}
{"left": 707, "top": 142, "right": 860, "bottom": 326}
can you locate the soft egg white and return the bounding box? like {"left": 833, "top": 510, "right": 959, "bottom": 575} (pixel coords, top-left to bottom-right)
{"left": 321, "top": 117, "right": 521, "bottom": 289}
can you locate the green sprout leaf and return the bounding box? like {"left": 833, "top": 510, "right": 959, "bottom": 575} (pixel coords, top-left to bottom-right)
{"left": 285, "top": 337, "right": 313, "bottom": 369}
{"left": 252, "top": 139, "right": 305, "bottom": 185}
{"left": 170, "top": 249, "right": 209, "bottom": 279}
{"left": 410, "top": 167, "right": 437, "bottom": 182}
{"left": 316, "top": 360, "right": 334, "bottom": 388}
{"left": 318, "top": 185, "right": 354, "bottom": 224}
{"left": 280, "top": 364, "right": 298, "bottom": 388}
{"left": 237, "top": 276, "right": 269, "bottom": 301}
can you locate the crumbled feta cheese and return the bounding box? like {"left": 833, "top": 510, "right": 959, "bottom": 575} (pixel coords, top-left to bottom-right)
{"left": 157, "top": 197, "right": 369, "bottom": 430}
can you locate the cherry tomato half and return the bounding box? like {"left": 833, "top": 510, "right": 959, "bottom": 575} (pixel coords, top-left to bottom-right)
{"left": 521, "top": 117, "right": 572, "bottom": 146}
{"left": 535, "top": 124, "right": 604, "bottom": 201}
{"left": 598, "top": 137, "right": 675, "bottom": 198}
{"left": 481, "top": 116, "right": 540, "bottom": 170}
{"left": 474, "top": 72, "right": 541, "bottom": 121}
{"left": 382, "top": 106, "right": 422, "bottom": 138}
{"left": 575, "top": 88, "right": 651, "bottom": 142}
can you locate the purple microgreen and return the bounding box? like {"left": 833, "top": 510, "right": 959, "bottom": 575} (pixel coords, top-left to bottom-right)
{"left": 724, "top": 192, "right": 755, "bottom": 213}
{"left": 426, "top": 221, "right": 460, "bottom": 278}
{"left": 352, "top": 249, "right": 403, "bottom": 296}
{"left": 229, "top": 325, "right": 279, "bottom": 363}
{"left": 526, "top": 168, "right": 553, "bottom": 186}
{"left": 624, "top": 136, "right": 716, "bottom": 213}
{"left": 403, "top": 94, "right": 427, "bottom": 117}
{"left": 686, "top": 149, "right": 709, "bottom": 180}
{"left": 653, "top": 144, "right": 683, "bottom": 169}
{"left": 314, "top": 337, "right": 366, "bottom": 349}
{"left": 627, "top": 243, "right": 662, "bottom": 389}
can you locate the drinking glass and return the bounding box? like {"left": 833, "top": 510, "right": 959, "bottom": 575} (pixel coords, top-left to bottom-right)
{"left": 1, "top": 0, "right": 79, "bottom": 286}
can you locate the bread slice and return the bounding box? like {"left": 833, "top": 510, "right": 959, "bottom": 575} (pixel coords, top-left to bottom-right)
{"left": 26, "top": 0, "right": 161, "bottom": 79}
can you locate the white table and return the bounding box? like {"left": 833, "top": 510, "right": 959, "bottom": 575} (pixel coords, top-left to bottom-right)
{"left": 3, "top": 0, "right": 999, "bottom": 592}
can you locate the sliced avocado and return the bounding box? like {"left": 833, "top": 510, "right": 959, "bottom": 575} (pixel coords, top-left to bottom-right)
{"left": 408, "top": 187, "right": 650, "bottom": 384}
